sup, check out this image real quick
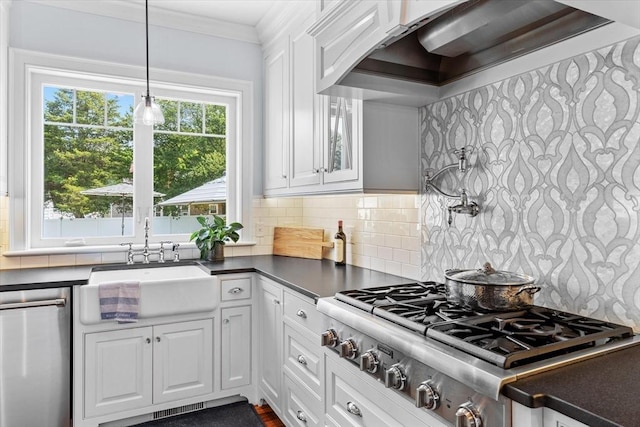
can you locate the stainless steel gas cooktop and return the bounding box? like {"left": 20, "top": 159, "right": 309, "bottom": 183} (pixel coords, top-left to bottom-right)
{"left": 318, "top": 281, "right": 638, "bottom": 427}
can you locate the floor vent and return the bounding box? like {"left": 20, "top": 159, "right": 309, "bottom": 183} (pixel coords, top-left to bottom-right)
{"left": 153, "top": 402, "right": 205, "bottom": 420}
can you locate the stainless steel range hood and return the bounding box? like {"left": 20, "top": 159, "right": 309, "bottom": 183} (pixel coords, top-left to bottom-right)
{"left": 309, "top": 0, "right": 640, "bottom": 106}
{"left": 355, "top": 0, "right": 610, "bottom": 86}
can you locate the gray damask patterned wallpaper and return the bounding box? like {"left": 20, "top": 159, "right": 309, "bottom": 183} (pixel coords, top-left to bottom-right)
{"left": 420, "top": 36, "right": 640, "bottom": 330}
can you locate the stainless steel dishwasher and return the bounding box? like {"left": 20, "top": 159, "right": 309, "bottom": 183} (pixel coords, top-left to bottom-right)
{"left": 0, "top": 287, "right": 71, "bottom": 427}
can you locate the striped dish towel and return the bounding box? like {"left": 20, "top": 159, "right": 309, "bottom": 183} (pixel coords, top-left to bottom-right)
{"left": 99, "top": 281, "right": 140, "bottom": 323}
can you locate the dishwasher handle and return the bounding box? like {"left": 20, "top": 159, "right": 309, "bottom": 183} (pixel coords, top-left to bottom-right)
{"left": 0, "top": 298, "right": 67, "bottom": 311}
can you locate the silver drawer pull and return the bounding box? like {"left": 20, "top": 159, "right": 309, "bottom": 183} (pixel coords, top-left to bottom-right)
{"left": 223, "top": 319, "right": 230, "bottom": 324}
{"left": 296, "top": 411, "right": 307, "bottom": 422}
{"left": 297, "top": 355, "right": 307, "bottom": 365}
{"left": 296, "top": 309, "right": 307, "bottom": 318}
{"left": 346, "top": 401, "right": 362, "bottom": 417}
{"left": 228, "top": 287, "right": 244, "bottom": 294}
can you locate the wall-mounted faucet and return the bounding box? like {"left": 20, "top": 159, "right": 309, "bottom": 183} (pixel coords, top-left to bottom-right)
{"left": 424, "top": 147, "right": 480, "bottom": 226}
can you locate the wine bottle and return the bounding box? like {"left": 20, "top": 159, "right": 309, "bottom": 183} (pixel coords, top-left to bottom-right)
{"left": 334, "top": 220, "right": 346, "bottom": 266}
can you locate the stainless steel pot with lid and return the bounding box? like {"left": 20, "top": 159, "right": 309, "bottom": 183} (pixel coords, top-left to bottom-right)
{"left": 444, "top": 262, "right": 541, "bottom": 311}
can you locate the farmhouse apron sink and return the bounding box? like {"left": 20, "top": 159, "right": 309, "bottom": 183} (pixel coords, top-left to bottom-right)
{"left": 79, "top": 265, "right": 217, "bottom": 324}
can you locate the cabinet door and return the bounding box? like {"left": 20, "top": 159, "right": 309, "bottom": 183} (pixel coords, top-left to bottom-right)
{"left": 257, "top": 277, "right": 284, "bottom": 414}
{"left": 264, "top": 40, "right": 290, "bottom": 192}
{"left": 84, "top": 327, "right": 153, "bottom": 418}
{"left": 221, "top": 305, "right": 252, "bottom": 390}
{"left": 153, "top": 320, "right": 213, "bottom": 404}
{"left": 289, "top": 16, "right": 322, "bottom": 189}
{"left": 543, "top": 408, "right": 589, "bottom": 427}
{"left": 322, "top": 96, "right": 361, "bottom": 186}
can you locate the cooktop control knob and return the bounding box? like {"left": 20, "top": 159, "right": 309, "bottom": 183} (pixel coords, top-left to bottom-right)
{"left": 359, "top": 350, "right": 379, "bottom": 373}
{"left": 384, "top": 364, "right": 406, "bottom": 391}
{"left": 320, "top": 329, "right": 339, "bottom": 347}
{"left": 455, "top": 401, "right": 482, "bottom": 427}
{"left": 415, "top": 380, "right": 439, "bottom": 410}
{"left": 338, "top": 339, "right": 358, "bottom": 359}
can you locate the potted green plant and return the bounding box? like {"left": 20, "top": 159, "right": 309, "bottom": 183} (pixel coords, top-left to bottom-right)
{"left": 190, "top": 215, "right": 243, "bottom": 262}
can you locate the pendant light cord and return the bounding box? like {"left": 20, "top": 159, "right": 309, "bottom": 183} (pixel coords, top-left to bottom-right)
{"left": 145, "top": 0, "right": 150, "bottom": 97}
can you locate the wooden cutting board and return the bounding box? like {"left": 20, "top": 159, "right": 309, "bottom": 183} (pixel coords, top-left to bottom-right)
{"left": 273, "top": 226, "right": 333, "bottom": 259}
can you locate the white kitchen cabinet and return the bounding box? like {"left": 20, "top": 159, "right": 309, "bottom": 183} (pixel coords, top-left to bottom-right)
{"left": 264, "top": 37, "right": 290, "bottom": 192}
{"left": 84, "top": 319, "right": 212, "bottom": 417}
{"left": 308, "top": 0, "right": 464, "bottom": 96}
{"left": 289, "top": 13, "right": 322, "bottom": 190}
{"left": 257, "top": 276, "right": 284, "bottom": 414}
{"left": 84, "top": 327, "right": 153, "bottom": 418}
{"left": 543, "top": 408, "right": 589, "bottom": 427}
{"left": 324, "top": 350, "right": 433, "bottom": 427}
{"left": 220, "top": 305, "right": 252, "bottom": 390}
{"left": 152, "top": 320, "right": 213, "bottom": 404}
{"left": 263, "top": 3, "right": 420, "bottom": 197}
{"left": 512, "top": 401, "right": 590, "bottom": 427}
{"left": 283, "top": 371, "right": 323, "bottom": 427}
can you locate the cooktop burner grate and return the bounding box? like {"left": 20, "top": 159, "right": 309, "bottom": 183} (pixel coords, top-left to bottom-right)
{"left": 426, "top": 308, "right": 634, "bottom": 368}
{"left": 335, "top": 282, "right": 445, "bottom": 312}
{"left": 372, "top": 298, "right": 478, "bottom": 334}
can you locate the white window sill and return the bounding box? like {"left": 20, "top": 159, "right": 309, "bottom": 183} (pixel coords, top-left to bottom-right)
{"left": 2, "top": 241, "right": 257, "bottom": 257}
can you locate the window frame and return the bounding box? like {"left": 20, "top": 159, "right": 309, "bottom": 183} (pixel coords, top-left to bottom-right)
{"left": 9, "top": 49, "right": 253, "bottom": 252}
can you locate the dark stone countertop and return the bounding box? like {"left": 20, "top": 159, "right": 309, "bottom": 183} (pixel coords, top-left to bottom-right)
{"left": 0, "top": 255, "right": 412, "bottom": 300}
{"left": 2, "top": 254, "right": 639, "bottom": 426}
{"left": 503, "top": 343, "right": 640, "bottom": 427}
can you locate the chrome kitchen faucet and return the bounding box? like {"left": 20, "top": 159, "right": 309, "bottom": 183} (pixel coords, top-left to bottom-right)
{"left": 120, "top": 217, "right": 180, "bottom": 264}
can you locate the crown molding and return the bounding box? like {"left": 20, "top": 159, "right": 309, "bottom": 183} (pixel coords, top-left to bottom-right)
{"left": 24, "top": 0, "right": 261, "bottom": 44}
{"left": 256, "top": 0, "right": 315, "bottom": 48}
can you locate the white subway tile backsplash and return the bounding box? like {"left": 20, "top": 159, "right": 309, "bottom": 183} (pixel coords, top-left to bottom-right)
{"left": 49, "top": 254, "right": 77, "bottom": 267}
{"left": 1, "top": 193, "right": 422, "bottom": 279}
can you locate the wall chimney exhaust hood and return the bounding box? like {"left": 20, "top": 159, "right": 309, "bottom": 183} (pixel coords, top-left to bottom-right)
{"left": 309, "top": 0, "right": 639, "bottom": 106}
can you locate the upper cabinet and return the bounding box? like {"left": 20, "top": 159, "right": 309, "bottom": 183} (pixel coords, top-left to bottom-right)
{"left": 262, "top": 4, "right": 419, "bottom": 197}
{"left": 307, "top": 0, "right": 464, "bottom": 102}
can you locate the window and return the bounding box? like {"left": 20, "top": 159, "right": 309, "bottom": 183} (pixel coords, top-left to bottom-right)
{"left": 9, "top": 51, "right": 253, "bottom": 251}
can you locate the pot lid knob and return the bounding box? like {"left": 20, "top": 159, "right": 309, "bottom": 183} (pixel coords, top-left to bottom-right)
{"left": 482, "top": 262, "right": 496, "bottom": 275}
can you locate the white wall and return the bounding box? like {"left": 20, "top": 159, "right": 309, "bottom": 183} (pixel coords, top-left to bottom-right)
{"left": 9, "top": 0, "right": 264, "bottom": 195}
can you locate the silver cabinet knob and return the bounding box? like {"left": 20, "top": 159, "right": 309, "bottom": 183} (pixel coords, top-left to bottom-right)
{"left": 320, "top": 329, "right": 338, "bottom": 347}
{"left": 273, "top": 299, "right": 281, "bottom": 305}
{"left": 296, "top": 309, "right": 307, "bottom": 318}
{"left": 228, "top": 287, "right": 244, "bottom": 294}
{"left": 338, "top": 338, "right": 358, "bottom": 360}
{"left": 223, "top": 318, "right": 230, "bottom": 324}
{"left": 145, "top": 338, "right": 151, "bottom": 344}
{"left": 296, "top": 411, "right": 307, "bottom": 422}
{"left": 385, "top": 364, "right": 406, "bottom": 390}
{"left": 416, "top": 380, "right": 439, "bottom": 410}
{"left": 155, "top": 336, "right": 161, "bottom": 343}
{"left": 359, "top": 350, "right": 379, "bottom": 374}
{"left": 455, "top": 401, "right": 483, "bottom": 427}
{"left": 346, "top": 401, "right": 361, "bottom": 417}
{"left": 297, "top": 355, "right": 307, "bottom": 366}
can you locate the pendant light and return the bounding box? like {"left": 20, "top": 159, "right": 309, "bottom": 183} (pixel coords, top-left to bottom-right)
{"left": 134, "top": 0, "right": 164, "bottom": 126}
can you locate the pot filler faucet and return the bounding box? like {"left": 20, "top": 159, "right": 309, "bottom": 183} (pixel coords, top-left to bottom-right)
{"left": 120, "top": 217, "right": 180, "bottom": 264}
{"left": 424, "top": 147, "right": 480, "bottom": 226}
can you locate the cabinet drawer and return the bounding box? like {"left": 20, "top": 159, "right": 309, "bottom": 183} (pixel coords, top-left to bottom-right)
{"left": 283, "top": 372, "right": 322, "bottom": 427}
{"left": 283, "top": 290, "right": 321, "bottom": 333}
{"left": 220, "top": 276, "right": 252, "bottom": 301}
{"left": 325, "top": 353, "right": 430, "bottom": 427}
{"left": 284, "top": 324, "right": 323, "bottom": 400}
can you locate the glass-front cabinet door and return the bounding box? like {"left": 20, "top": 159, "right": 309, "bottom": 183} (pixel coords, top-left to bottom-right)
{"left": 322, "top": 96, "right": 360, "bottom": 185}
